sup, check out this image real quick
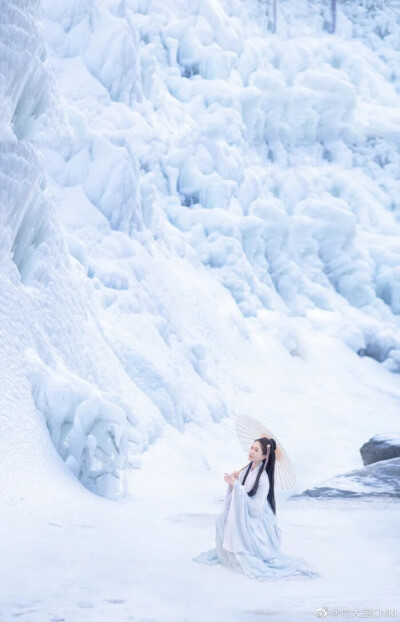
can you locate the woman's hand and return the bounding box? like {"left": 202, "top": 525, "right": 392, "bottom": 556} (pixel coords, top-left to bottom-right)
{"left": 224, "top": 472, "right": 239, "bottom": 487}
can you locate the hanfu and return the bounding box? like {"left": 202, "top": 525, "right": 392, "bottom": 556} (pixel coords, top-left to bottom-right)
{"left": 193, "top": 463, "right": 319, "bottom": 581}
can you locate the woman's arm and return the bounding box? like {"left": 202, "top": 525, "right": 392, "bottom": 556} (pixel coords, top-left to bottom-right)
{"left": 222, "top": 483, "right": 232, "bottom": 512}
{"left": 222, "top": 473, "right": 271, "bottom": 554}
{"left": 222, "top": 471, "right": 241, "bottom": 512}
{"left": 233, "top": 473, "right": 270, "bottom": 519}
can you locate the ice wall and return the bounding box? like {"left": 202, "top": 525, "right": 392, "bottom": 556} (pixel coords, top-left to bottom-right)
{"left": 37, "top": 0, "right": 400, "bottom": 486}
{"left": 39, "top": 0, "right": 400, "bottom": 371}
{"left": 1, "top": 0, "right": 400, "bottom": 503}
{"left": 0, "top": 0, "right": 243, "bottom": 503}
{"left": 0, "top": 0, "right": 161, "bottom": 501}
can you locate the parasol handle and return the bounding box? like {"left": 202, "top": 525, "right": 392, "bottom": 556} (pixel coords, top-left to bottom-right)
{"left": 235, "top": 464, "right": 250, "bottom": 476}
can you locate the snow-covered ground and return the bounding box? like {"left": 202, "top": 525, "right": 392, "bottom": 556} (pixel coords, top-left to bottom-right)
{"left": 1, "top": 420, "right": 400, "bottom": 622}
{"left": 1, "top": 0, "right": 400, "bottom": 619}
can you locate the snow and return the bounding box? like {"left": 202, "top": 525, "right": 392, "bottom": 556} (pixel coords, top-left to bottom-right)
{"left": 1, "top": 422, "right": 399, "bottom": 621}
{"left": 0, "top": 0, "right": 400, "bottom": 619}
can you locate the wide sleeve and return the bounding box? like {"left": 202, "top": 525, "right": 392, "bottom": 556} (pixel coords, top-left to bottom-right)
{"left": 222, "top": 473, "right": 270, "bottom": 554}
{"left": 222, "top": 483, "right": 233, "bottom": 513}
{"left": 222, "top": 470, "right": 245, "bottom": 513}
{"left": 244, "top": 475, "right": 269, "bottom": 518}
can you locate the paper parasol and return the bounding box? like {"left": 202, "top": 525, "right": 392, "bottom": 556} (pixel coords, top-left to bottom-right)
{"left": 234, "top": 414, "right": 296, "bottom": 490}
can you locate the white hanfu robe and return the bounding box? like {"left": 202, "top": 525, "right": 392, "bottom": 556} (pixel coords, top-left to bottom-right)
{"left": 193, "top": 463, "right": 319, "bottom": 581}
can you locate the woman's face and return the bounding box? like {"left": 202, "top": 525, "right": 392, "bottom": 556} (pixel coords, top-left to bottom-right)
{"left": 248, "top": 440, "right": 266, "bottom": 462}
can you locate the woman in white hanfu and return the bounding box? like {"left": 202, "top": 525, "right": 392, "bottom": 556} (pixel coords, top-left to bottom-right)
{"left": 193, "top": 437, "right": 319, "bottom": 581}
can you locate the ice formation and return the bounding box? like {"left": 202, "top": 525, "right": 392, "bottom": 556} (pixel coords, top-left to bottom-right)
{"left": 1, "top": 0, "right": 400, "bottom": 500}
{"left": 39, "top": 0, "right": 400, "bottom": 357}
{"left": 0, "top": 0, "right": 157, "bottom": 498}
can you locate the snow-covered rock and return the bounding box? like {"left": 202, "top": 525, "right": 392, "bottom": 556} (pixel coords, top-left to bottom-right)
{"left": 360, "top": 433, "right": 400, "bottom": 466}
{"left": 292, "top": 457, "right": 400, "bottom": 499}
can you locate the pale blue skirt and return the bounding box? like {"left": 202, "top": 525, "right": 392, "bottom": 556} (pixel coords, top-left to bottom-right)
{"left": 193, "top": 481, "right": 320, "bottom": 581}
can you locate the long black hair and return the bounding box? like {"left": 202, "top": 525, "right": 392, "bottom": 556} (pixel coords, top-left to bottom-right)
{"left": 242, "top": 437, "right": 277, "bottom": 514}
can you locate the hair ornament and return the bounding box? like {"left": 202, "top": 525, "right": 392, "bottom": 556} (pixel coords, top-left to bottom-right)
{"left": 265, "top": 443, "right": 271, "bottom": 466}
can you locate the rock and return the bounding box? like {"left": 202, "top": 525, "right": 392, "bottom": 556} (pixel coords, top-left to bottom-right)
{"left": 291, "top": 457, "right": 400, "bottom": 499}
{"left": 360, "top": 433, "right": 400, "bottom": 466}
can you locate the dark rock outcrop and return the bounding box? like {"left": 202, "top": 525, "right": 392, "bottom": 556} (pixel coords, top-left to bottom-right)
{"left": 360, "top": 434, "right": 400, "bottom": 466}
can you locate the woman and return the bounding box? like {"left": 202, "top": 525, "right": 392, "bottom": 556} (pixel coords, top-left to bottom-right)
{"left": 193, "top": 437, "right": 319, "bottom": 580}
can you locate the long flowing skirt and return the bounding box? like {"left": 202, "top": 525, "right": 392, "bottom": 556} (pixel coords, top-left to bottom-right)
{"left": 193, "top": 487, "right": 320, "bottom": 581}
